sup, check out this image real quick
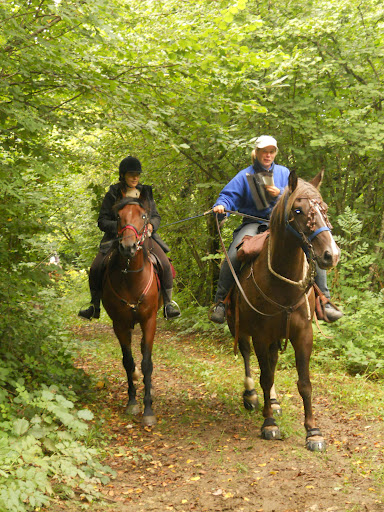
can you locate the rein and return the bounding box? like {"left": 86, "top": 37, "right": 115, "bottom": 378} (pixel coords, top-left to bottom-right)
{"left": 215, "top": 197, "right": 331, "bottom": 353}
{"left": 105, "top": 249, "right": 155, "bottom": 313}
{"left": 215, "top": 213, "right": 281, "bottom": 318}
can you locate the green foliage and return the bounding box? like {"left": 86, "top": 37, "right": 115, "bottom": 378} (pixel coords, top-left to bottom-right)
{"left": 332, "top": 207, "right": 376, "bottom": 295}
{"left": 316, "top": 290, "right": 384, "bottom": 378}
{"left": 0, "top": 283, "right": 114, "bottom": 511}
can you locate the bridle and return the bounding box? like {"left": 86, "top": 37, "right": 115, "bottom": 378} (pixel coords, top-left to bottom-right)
{"left": 117, "top": 221, "right": 149, "bottom": 248}
{"left": 284, "top": 194, "right": 333, "bottom": 259}
{"left": 116, "top": 205, "right": 150, "bottom": 273}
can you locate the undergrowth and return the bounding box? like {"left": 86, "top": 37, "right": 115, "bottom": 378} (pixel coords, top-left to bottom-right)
{"left": 0, "top": 276, "right": 115, "bottom": 512}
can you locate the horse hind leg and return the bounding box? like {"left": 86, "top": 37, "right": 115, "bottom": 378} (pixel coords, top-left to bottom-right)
{"left": 270, "top": 384, "right": 282, "bottom": 417}
{"left": 239, "top": 335, "right": 259, "bottom": 411}
{"left": 140, "top": 315, "right": 157, "bottom": 427}
{"left": 255, "top": 345, "right": 281, "bottom": 440}
{"left": 117, "top": 330, "right": 140, "bottom": 416}
{"left": 269, "top": 342, "right": 282, "bottom": 416}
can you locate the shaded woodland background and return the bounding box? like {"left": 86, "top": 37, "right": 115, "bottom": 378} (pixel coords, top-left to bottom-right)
{"left": 1, "top": 1, "right": 384, "bottom": 510}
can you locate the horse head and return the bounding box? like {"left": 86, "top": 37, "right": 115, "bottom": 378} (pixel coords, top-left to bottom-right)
{"left": 115, "top": 198, "right": 149, "bottom": 259}
{"left": 283, "top": 170, "right": 340, "bottom": 269}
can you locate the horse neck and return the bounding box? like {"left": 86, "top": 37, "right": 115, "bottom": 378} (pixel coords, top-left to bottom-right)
{"left": 268, "top": 229, "right": 307, "bottom": 283}
{"left": 116, "top": 247, "right": 150, "bottom": 282}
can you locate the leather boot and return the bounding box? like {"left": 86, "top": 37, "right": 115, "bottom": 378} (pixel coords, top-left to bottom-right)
{"left": 210, "top": 302, "right": 226, "bottom": 324}
{"left": 78, "top": 291, "right": 101, "bottom": 320}
{"left": 324, "top": 303, "right": 343, "bottom": 322}
{"left": 163, "top": 288, "right": 181, "bottom": 319}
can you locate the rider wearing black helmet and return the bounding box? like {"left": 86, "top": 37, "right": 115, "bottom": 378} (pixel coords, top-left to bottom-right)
{"left": 78, "top": 156, "right": 181, "bottom": 320}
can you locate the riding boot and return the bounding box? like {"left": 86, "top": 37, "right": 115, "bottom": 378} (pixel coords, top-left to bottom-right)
{"left": 78, "top": 290, "right": 101, "bottom": 320}
{"left": 315, "top": 266, "right": 343, "bottom": 323}
{"left": 210, "top": 302, "right": 226, "bottom": 324}
{"left": 163, "top": 288, "right": 181, "bottom": 319}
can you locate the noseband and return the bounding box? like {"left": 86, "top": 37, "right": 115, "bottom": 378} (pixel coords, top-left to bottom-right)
{"left": 284, "top": 195, "right": 332, "bottom": 255}
{"left": 118, "top": 222, "right": 148, "bottom": 247}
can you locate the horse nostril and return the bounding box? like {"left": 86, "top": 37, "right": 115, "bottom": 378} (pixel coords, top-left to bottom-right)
{"left": 323, "top": 251, "right": 332, "bottom": 263}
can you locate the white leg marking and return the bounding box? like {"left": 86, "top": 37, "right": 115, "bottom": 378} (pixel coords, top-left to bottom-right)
{"left": 244, "top": 377, "right": 255, "bottom": 391}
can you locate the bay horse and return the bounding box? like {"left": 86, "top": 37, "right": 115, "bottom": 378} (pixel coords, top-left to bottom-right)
{"left": 227, "top": 170, "right": 340, "bottom": 451}
{"left": 102, "top": 194, "right": 160, "bottom": 426}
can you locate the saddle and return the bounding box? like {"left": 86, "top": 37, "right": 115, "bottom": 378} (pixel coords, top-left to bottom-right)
{"left": 236, "top": 230, "right": 270, "bottom": 262}
{"left": 148, "top": 251, "right": 176, "bottom": 289}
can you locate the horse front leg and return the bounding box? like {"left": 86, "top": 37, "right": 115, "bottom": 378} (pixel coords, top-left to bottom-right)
{"left": 292, "top": 332, "right": 326, "bottom": 452}
{"left": 238, "top": 335, "right": 259, "bottom": 411}
{"left": 113, "top": 323, "right": 139, "bottom": 416}
{"left": 254, "top": 342, "right": 281, "bottom": 440}
{"left": 140, "top": 314, "right": 157, "bottom": 427}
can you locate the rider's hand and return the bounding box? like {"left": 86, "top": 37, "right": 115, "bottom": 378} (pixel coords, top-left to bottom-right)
{"left": 213, "top": 205, "right": 225, "bottom": 214}
{"left": 148, "top": 223, "right": 153, "bottom": 236}
{"left": 265, "top": 185, "right": 280, "bottom": 198}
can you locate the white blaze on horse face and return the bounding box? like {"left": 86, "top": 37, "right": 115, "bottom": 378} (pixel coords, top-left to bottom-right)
{"left": 314, "top": 203, "right": 340, "bottom": 266}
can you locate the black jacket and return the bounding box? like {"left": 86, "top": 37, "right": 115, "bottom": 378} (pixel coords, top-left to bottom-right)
{"left": 97, "top": 182, "right": 169, "bottom": 254}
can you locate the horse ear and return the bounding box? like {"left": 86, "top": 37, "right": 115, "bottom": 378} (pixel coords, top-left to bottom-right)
{"left": 288, "top": 170, "right": 298, "bottom": 192}
{"left": 310, "top": 169, "right": 324, "bottom": 189}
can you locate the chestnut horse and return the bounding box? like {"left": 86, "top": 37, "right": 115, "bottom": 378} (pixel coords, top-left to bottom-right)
{"left": 227, "top": 171, "right": 340, "bottom": 451}
{"left": 102, "top": 195, "right": 160, "bottom": 426}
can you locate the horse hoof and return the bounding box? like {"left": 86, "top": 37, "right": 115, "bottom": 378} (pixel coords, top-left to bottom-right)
{"left": 306, "top": 436, "right": 326, "bottom": 452}
{"left": 261, "top": 426, "right": 281, "bottom": 440}
{"left": 243, "top": 391, "right": 259, "bottom": 411}
{"left": 271, "top": 403, "right": 283, "bottom": 416}
{"left": 143, "top": 415, "right": 157, "bottom": 427}
{"left": 126, "top": 404, "right": 140, "bottom": 416}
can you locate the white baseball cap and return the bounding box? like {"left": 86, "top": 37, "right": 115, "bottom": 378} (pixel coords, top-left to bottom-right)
{"left": 255, "top": 135, "right": 278, "bottom": 149}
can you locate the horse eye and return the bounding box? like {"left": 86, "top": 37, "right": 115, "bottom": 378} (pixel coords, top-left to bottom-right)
{"left": 142, "top": 214, "right": 147, "bottom": 220}
{"left": 294, "top": 208, "right": 302, "bottom": 215}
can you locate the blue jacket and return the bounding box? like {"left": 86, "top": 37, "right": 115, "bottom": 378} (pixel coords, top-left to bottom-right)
{"left": 213, "top": 163, "right": 290, "bottom": 221}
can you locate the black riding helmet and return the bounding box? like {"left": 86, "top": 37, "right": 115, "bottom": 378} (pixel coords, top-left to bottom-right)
{"left": 119, "top": 156, "right": 142, "bottom": 180}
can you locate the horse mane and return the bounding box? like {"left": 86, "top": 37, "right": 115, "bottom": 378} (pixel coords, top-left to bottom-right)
{"left": 269, "top": 178, "right": 323, "bottom": 233}
{"left": 113, "top": 197, "right": 146, "bottom": 213}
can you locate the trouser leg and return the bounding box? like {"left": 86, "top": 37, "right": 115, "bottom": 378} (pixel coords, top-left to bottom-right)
{"left": 78, "top": 251, "right": 104, "bottom": 320}
{"left": 314, "top": 264, "right": 330, "bottom": 299}
{"left": 88, "top": 251, "right": 104, "bottom": 307}
{"left": 314, "top": 263, "right": 343, "bottom": 322}
{"left": 215, "top": 223, "right": 263, "bottom": 303}
{"left": 148, "top": 239, "right": 180, "bottom": 318}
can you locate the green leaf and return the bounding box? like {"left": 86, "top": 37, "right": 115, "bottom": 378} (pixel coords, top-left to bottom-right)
{"left": 13, "top": 419, "right": 29, "bottom": 436}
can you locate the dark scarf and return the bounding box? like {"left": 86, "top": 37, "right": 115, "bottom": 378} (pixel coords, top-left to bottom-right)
{"left": 253, "top": 159, "right": 275, "bottom": 175}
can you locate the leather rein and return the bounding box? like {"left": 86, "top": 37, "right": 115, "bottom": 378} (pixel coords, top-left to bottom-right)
{"left": 215, "top": 197, "right": 332, "bottom": 353}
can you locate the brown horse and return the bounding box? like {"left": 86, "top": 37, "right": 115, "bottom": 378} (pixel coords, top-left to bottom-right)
{"left": 102, "top": 195, "right": 160, "bottom": 426}
{"left": 227, "top": 170, "right": 340, "bottom": 451}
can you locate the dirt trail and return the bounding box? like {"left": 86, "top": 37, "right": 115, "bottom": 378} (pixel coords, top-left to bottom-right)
{"left": 64, "top": 321, "right": 383, "bottom": 512}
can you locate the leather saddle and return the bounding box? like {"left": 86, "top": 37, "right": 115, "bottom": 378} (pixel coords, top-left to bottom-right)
{"left": 236, "top": 230, "right": 270, "bottom": 262}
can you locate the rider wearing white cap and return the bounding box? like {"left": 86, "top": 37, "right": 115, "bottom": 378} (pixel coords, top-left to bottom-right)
{"left": 210, "top": 136, "right": 343, "bottom": 324}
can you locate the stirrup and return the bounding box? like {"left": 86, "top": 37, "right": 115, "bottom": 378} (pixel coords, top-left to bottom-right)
{"left": 164, "top": 301, "right": 181, "bottom": 319}
{"left": 78, "top": 304, "right": 100, "bottom": 320}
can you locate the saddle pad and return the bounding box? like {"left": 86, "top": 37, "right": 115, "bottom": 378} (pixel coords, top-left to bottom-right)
{"left": 236, "top": 230, "right": 269, "bottom": 262}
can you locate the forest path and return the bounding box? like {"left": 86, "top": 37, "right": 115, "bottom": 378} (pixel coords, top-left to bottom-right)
{"left": 61, "top": 320, "right": 383, "bottom": 512}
